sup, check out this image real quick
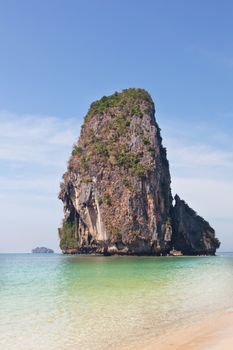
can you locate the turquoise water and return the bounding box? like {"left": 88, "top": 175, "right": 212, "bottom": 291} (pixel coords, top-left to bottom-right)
{"left": 0, "top": 253, "right": 233, "bottom": 350}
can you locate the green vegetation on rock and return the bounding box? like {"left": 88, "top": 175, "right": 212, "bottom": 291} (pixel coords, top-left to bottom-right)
{"left": 72, "top": 146, "right": 82, "bottom": 156}
{"left": 95, "top": 141, "right": 109, "bottom": 157}
{"left": 166, "top": 217, "right": 172, "bottom": 225}
{"left": 122, "top": 177, "right": 132, "bottom": 190}
{"left": 85, "top": 88, "right": 153, "bottom": 122}
{"left": 88, "top": 93, "right": 122, "bottom": 115}
{"left": 97, "top": 197, "right": 103, "bottom": 205}
{"left": 112, "top": 114, "right": 130, "bottom": 135}
{"left": 142, "top": 136, "right": 150, "bottom": 145}
{"left": 97, "top": 194, "right": 112, "bottom": 206}
{"left": 110, "top": 227, "right": 122, "bottom": 241}
{"left": 81, "top": 155, "right": 89, "bottom": 170}
{"left": 103, "top": 193, "right": 112, "bottom": 205}
{"left": 148, "top": 146, "right": 156, "bottom": 157}
{"left": 131, "top": 230, "right": 141, "bottom": 238}
{"left": 59, "top": 222, "right": 78, "bottom": 250}
{"left": 75, "top": 89, "right": 155, "bottom": 177}
{"left": 116, "top": 148, "right": 145, "bottom": 176}
{"left": 132, "top": 163, "right": 145, "bottom": 176}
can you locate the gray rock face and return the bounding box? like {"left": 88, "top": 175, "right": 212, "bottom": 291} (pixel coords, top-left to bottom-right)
{"left": 171, "top": 195, "right": 220, "bottom": 255}
{"left": 58, "top": 88, "right": 220, "bottom": 256}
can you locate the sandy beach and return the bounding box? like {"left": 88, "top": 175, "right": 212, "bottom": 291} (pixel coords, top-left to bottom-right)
{"left": 128, "top": 309, "right": 233, "bottom": 350}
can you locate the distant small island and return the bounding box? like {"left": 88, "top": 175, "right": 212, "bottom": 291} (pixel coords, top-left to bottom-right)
{"left": 32, "top": 247, "right": 54, "bottom": 254}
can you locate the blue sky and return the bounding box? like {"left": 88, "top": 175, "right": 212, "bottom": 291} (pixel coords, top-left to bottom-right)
{"left": 0, "top": 0, "right": 232, "bottom": 252}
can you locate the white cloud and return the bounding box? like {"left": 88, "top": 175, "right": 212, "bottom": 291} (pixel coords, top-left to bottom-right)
{"left": 0, "top": 111, "right": 82, "bottom": 252}
{"left": 0, "top": 111, "right": 81, "bottom": 166}
{"left": 171, "top": 177, "right": 233, "bottom": 220}
{"left": 0, "top": 175, "right": 59, "bottom": 194}
{"left": 166, "top": 138, "right": 233, "bottom": 168}
{"left": 48, "top": 130, "right": 78, "bottom": 146}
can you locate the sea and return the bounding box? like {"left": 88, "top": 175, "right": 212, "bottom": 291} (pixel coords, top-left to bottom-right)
{"left": 0, "top": 253, "right": 233, "bottom": 350}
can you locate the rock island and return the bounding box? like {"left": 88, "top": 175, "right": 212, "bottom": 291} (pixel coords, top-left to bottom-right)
{"left": 32, "top": 247, "right": 54, "bottom": 253}
{"left": 58, "top": 88, "right": 220, "bottom": 256}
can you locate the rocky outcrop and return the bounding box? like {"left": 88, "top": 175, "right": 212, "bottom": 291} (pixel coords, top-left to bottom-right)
{"left": 58, "top": 88, "right": 220, "bottom": 256}
{"left": 32, "top": 247, "right": 54, "bottom": 253}
{"left": 171, "top": 195, "right": 220, "bottom": 255}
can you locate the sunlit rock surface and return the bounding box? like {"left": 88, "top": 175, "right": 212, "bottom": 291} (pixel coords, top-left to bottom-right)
{"left": 58, "top": 88, "right": 220, "bottom": 255}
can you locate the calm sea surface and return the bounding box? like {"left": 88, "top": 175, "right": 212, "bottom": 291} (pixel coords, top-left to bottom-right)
{"left": 0, "top": 253, "right": 233, "bottom": 350}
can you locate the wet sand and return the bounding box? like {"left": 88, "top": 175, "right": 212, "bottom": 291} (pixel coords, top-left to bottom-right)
{"left": 129, "top": 309, "right": 233, "bottom": 350}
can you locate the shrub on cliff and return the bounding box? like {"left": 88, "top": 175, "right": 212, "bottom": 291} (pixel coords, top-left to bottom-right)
{"left": 59, "top": 222, "right": 78, "bottom": 250}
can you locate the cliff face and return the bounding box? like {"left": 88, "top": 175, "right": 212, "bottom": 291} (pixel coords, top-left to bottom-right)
{"left": 58, "top": 88, "right": 220, "bottom": 255}
{"left": 171, "top": 195, "right": 220, "bottom": 255}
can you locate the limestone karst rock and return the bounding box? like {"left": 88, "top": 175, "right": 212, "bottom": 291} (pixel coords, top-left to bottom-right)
{"left": 32, "top": 247, "right": 54, "bottom": 253}
{"left": 58, "top": 88, "right": 220, "bottom": 255}
{"left": 171, "top": 195, "right": 220, "bottom": 255}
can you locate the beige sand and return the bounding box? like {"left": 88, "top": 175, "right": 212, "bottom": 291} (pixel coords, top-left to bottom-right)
{"left": 126, "top": 309, "right": 233, "bottom": 350}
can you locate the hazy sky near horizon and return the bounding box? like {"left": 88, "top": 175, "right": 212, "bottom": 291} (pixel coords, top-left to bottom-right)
{"left": 0, "top": 0, "right": 232, "bottom": 252}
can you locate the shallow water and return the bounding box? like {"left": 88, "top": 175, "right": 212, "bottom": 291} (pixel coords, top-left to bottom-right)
{"left": 0, "top": 253, "right": 233, "bottom": 350}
